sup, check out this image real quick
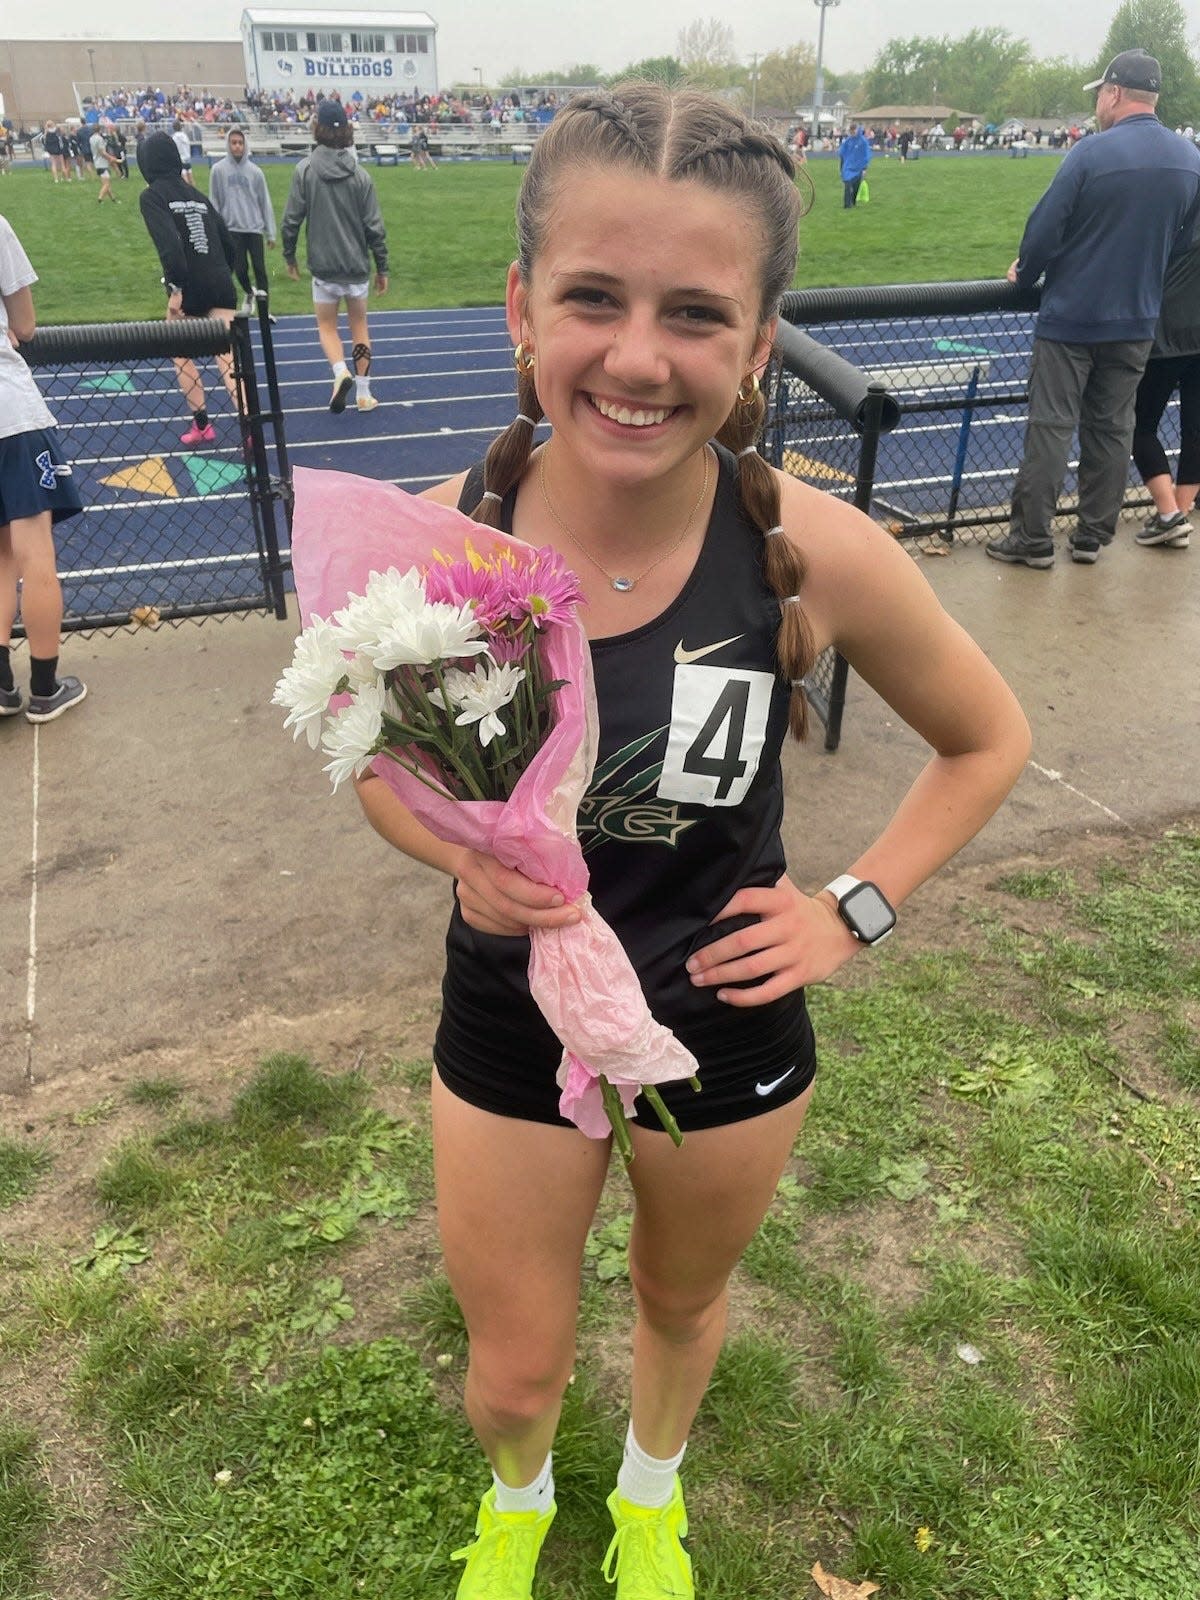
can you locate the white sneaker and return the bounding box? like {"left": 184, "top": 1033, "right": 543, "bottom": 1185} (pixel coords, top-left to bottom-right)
{"left": 356, "top": 392, "right": 379, "bottom": 412}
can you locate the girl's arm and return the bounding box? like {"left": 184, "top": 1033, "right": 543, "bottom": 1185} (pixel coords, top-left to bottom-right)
{"left": 353, "top": 774, "right": 581, "bottom": 938}
{"left": 797, "top": 479, "right": 1031, "bottom": 909}
{"left": 687, "top": 478, "right": 1031, "bottom": 1005}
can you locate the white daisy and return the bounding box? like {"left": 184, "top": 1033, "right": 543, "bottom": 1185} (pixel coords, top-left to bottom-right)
{"left": 321, "top": 680, "right": 387, "bottom": 791}
{"left": 272, "top": 617, "right": 351, "bottom": 749}
{"left": 445, "top": 659, "right": 526, "bottom": 748}
{"left": 332, "top": 566, "right": 427, "bottom": 656}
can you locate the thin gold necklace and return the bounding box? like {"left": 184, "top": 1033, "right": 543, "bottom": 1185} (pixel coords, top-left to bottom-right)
{"left": 538, "top": 446, "right": 711, "bottom": 593}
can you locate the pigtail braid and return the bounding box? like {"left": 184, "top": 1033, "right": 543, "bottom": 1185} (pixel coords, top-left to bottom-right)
{"left": 470, "top": 365, "right": 543, "bottom": 526}
{"left": 717, "top": 391, "right": 815, "bottom": 742}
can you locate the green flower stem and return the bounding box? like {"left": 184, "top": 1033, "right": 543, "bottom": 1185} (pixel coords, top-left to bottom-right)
{"left": 375, "top": 746, "right": 459, "bottom": 802}
{"left": 597, "top": 1074, "right": 635, "bottom": 1167}
{"left": 640, "top": 1084, "right": 685, "bottom": 1148}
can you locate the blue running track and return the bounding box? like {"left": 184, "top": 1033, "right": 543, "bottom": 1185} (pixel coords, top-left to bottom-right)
{"left": 40, "top": 305, "right": 1179, "bottom": 620}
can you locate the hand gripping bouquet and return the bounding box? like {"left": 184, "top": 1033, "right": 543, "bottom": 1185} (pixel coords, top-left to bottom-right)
{"left": 277, "top": 467, "right": 700, "bottom": 1159}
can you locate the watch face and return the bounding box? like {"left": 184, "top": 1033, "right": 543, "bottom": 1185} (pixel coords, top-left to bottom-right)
{"left": 841, "top": 882, "right": 896, "bottom": 942}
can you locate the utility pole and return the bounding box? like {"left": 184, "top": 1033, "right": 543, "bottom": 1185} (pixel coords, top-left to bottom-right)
{"left": 749, "top": 52, "right": 759, "bottom": 120}
{"left": 811, "top": 0, "right": 840, "bottom": 147}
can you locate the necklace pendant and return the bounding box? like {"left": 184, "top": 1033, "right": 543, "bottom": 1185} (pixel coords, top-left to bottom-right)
{"left": 611, "top": 576, "right": 636, "bottom": 592}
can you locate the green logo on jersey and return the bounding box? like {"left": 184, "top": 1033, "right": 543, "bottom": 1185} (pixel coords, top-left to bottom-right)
{"left": 579, "top": 728, "right": 698, "bottom": 852}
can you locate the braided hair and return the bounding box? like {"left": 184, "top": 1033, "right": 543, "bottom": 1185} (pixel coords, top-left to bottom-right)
{"left": 472, "top": 82, "right": 816, "bottom": 738}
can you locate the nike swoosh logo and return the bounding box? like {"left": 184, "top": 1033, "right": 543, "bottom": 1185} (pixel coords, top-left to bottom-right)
{"left": 755, "top": 1066, "right": 797, "bottom": 1098}
{"left": 674, "top": 634, "right": 744, "bottom": 665}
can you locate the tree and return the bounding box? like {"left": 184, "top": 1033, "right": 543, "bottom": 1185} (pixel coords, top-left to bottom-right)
{"left": 677, "top": 19, "right": 737, "bottom": 72}
{"left": 940, "top": 29, "right": 1032, "bottom": 119}
{"left": 1002, "top": 57, "right": 1089, "bottom": 119}
{"left": 613, "top": 56, "right": 688, "bottom": 87}
{"left": 498, "top": 64, "right": 604, "bottom": 88}
{"left": 1095, "top": 0, "right": 1200, "bottom": 126}
{"left": 862, "top": 28, "right": 1032, "bottom": 115}
{"left": 754, "top": 44, "right": 817, "bottom": 114}
{"left": 861, "top": 35, "right": 951, "bottom": 107}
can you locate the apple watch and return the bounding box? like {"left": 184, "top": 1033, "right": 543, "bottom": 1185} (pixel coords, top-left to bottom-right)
{"left": 823, "top": 874, "right": 896, "bottom": 945}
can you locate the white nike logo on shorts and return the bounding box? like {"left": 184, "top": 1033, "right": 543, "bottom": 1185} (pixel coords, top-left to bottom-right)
{"left": 673, "top": 634, "right": 744, "bottom": 665}
{"left": 754, "top": 1065, "right": 797, "bottom": 1098}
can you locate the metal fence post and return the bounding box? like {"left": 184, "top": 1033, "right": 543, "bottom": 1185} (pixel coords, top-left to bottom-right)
{"left": 231, "top": 315, "right": 288, "bottom": 619}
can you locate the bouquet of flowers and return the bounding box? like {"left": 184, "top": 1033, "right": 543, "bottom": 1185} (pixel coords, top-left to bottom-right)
{"left": 275, "top": 467, "right": 700, "bottom": 1159}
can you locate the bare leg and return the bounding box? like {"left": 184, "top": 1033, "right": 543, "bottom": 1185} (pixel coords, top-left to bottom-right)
{"left": 625, "top": 1085, "right": 814, "bottom": 1458}
{"left": 1176, "top": 482, "right": 1198, "bottom": 514}
{"left": 2, "top": 513, "right": 63, "bottom": 657}
{"left": 431, "top": 1072, "right": 610, "bottom": 1488}
{"left": 314, "top": 299, "right": 345, "bottom": 369}
{"left": 1144, "top": 471, "right": 1181, "bottom": 519}
{"left": 0, "top": 523, "right": 18, "bottom": 643}
{"left": 345, "top": 297, "right": 371, "bottom": 370}
{"left": 173, "top": 356, "right": 206, "bottom": 414}
{"left": 207, "top": 308, "right": 242, "bottom": 407}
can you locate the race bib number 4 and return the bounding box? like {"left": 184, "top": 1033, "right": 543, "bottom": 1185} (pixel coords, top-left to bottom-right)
{"left": 657, "top": 664, "right": 773, "bottom": 807}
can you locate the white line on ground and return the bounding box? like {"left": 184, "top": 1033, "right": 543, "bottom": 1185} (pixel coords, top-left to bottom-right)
{"left": 25, "top": 729, "right": 40, "bottom": 1085}
{"left": 1027, "top": 761, "right": 1128, "bottom": 826}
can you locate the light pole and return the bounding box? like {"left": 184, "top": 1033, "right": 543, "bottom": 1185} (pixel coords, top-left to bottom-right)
{"left": 87, "top": 46, "right": 98, "bottom": 107}
{"left": 473, "top": 66, "right": 483, "bottom": 90}
{"left": 749, "top": 52, "right": 759, "bottom": 119}
{"left": 811, "top": 0, "right": 840, "bottom": 148}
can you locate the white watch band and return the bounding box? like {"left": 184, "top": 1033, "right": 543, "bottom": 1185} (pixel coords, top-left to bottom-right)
{"left": 823, "top": 874, "right": 861, "bottom": 902}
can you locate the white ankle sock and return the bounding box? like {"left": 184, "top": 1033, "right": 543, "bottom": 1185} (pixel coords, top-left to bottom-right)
{"left": 355, "top": 375, "right": 371, "bottom": 398}
{"left": 616, "top": 1423, "right": 686, "bottom": 1509}
{"left": 332, "top": 360, "right": 349, "bottom": 381}
{"left": 492, "top": 1452, "right": 554, "bottom": 1514}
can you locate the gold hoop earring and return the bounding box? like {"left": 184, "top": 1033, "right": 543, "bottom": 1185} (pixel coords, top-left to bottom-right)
{"left": 737, "top": 372, "right": 761, "bottom": 406}
{"left": 514, "top": 342, "right": 535, "bottom": 373}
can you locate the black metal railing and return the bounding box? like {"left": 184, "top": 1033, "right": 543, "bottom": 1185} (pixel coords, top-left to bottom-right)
{"left": 18, "top": 306, "right": 291, "bottom": 632}
{"left": 764, "top": 320, "right": 900, "bottom": 751}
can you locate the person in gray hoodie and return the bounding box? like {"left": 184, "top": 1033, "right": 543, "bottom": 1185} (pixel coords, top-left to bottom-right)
{"left": 281, "top": 98, "right": 388, "bottom": 412}
{"left": 209, "top": 127, "right": 276, "bottom": 316}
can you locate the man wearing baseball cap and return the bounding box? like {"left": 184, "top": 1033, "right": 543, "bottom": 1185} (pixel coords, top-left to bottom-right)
{"left": 988, "top": 48, "right": 1200, "bottom": 568}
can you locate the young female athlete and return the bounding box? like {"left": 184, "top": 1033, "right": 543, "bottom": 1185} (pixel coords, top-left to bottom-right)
{"left": 351, "top": 84, "right": 1031, "bottom": 1599}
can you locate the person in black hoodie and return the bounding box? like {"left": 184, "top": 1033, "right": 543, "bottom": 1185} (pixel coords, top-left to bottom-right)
{"left": 138, "top": 131, "right": 239, "bottom": 445}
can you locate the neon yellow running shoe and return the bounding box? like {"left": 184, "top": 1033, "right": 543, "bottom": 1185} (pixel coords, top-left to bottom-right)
{"left": 602, "top": 1478, "right": 694, "bottom": 1597}
{"left": 450, "top": 1487, "right": 556, "bottom": 1598}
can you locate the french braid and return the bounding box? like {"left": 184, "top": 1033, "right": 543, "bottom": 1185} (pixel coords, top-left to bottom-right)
{"left": 477, "top": 83, "right": 816, "bottom": 737}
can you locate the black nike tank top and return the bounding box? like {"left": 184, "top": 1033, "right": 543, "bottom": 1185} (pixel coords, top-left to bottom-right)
{"left": 439, "top": 443, "right": 810, "bottom": 1080}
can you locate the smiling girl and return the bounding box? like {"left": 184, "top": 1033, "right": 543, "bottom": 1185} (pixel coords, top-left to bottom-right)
{"left": 353, "top": 83, "right": 1030, "bottom": 1599}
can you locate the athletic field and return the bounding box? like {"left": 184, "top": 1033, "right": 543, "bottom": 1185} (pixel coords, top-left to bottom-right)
{"left": 0, "top": 151, "right": 1064, "bottom": 323}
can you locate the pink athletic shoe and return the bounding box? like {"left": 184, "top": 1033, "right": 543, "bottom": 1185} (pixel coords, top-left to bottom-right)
{"left": 180, "top": 423, "right": 217, "bottom": 445}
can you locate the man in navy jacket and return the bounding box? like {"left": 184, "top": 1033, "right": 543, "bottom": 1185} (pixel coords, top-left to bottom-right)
{"left": 988, "top": 50, "right": 1200, "bottom": 567}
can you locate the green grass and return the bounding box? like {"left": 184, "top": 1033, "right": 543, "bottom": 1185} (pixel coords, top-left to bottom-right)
{"left": 1, "top": 828, "right": 1198, "bottom": 1598}
{"left": 0, "top": 1423, "right": 50, "bottom": 1598}
{"left": 0, "top": 151, "right": 1063, "bottom": 323}
{"left": 0, "top": 1137, "right": 51, "bottom": 1209}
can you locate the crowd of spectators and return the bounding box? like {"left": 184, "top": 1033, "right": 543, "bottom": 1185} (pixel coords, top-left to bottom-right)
{"left": 81, "top": 86, "right": 246, "bottom": 128}
{"left": 244, "top": 87, "right": 560, "bottom": 131}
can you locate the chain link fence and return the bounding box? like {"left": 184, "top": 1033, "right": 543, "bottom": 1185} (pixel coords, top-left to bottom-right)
{"left": 18, "top": 309, "right": 290, "bottom": 632}
{"left": 777, "top": 280, "right": 1175, "bottom": 547}
{"left": 766, "top": 280, "right": 1181, "bottom": 746}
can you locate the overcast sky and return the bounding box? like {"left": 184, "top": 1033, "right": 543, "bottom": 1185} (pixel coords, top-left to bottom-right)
{"left": 20, "top": 0, "right": 1200, "bottom": 85}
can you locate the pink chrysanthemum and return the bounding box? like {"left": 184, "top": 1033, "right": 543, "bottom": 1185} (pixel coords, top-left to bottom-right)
{"left": 503, "top": 547, "right": 585, "bottom": 628}
{"left": 425, "top": 557, "right": 510, "bottom": 627}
